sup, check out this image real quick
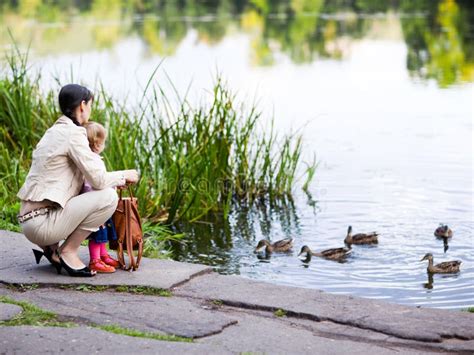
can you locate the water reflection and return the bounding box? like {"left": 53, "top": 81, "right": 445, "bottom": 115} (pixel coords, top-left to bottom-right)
{"left": 401, "top": 0, "right": 474, "bottom": 87}
{"left": 423, "top": 272, "right": 434, "bottom": 290}
{"left": 1, "top": 0, "right": 473, "bottom": 87}
{"left": 298, "top": 250, "right": 351, "bottom": 264}
{"left": 300, "top": 259, "right": 311, "bottom": 269}
{"left": 436, "top": 236, "right": 450, "bottom": 253}
{"left": 256, "top": 253, "right": 272, "bottom": 262}
{"left": 171, "top": 195, "right": 303, "bottom": 273}
{"left": 423, "top": 271, "right": 462, "bottom": 291}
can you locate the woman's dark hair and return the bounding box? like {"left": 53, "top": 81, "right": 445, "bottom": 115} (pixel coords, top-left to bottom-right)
{"left": 58, "top": 84, "right": 94, "bottom": 126}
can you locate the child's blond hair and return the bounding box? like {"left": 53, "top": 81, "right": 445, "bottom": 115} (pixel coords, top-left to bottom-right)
{"left": 84, "top": 121, "right": 107, "bottom": 152}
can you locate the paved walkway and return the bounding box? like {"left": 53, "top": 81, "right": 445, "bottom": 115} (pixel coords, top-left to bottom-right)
{"left": 1, "top": 230, "right": 473, "bottom": 354}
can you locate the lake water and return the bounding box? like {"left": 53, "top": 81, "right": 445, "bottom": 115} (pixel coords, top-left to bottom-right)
{"left": 1, "top": 0, "right": 473, "bottom": 310}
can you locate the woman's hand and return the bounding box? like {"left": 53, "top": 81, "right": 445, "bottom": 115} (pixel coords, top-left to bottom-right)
{"left": 124, "top": 169, "right": 139, "bottom": 184}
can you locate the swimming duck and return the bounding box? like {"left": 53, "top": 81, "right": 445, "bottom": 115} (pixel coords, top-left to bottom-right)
{"left": 420, "top": 253, "right": 461, "bottom": 274}
{"left": 344, "top": 226, "right": 378, "bottom": 245}
{"left": 298, "top": 245, "right": 351, "bottom": 262}
{"left": 254, "top": 238, "right": 294, "bottom": 254}
{"left": 434, "top": 224, "right": 453, "bottom": 238}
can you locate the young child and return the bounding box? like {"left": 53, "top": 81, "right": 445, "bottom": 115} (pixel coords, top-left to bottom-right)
{"left": 81, "top": 121, "right": 121, "bottom": 273}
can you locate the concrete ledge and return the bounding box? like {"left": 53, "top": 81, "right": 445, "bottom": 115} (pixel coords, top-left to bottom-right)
{"left": 2, "top": 229, "right": 474, "bottom": 353}
{"left": 174, "top": 272, "right": 474, "bottom": 343}
{"left": 0, "top": 326, "right": 228, "bottom": 354}
{"left": 0, "top": 287, "right": 238, "bottom": 339}
{"left": 0, "top": 230, "right": 212, "bottom": 290}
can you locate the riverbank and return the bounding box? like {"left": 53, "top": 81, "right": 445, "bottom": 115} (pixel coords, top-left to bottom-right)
{"left": 1, "top": 229, "right": 473, "bottom": 354}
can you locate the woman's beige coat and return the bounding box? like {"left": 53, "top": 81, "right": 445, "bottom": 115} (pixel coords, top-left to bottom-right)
{"left": 17, "top": 116, "right": 125, "bottom": 207}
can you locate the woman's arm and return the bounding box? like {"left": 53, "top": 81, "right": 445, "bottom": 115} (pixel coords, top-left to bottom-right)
{"left": 68, "top": 128, "right": 137, "bottom": 189}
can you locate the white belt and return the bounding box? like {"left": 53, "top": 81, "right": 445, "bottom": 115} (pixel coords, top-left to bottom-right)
{"left": 17, "top": 207, "right": 53, "bottom": 224}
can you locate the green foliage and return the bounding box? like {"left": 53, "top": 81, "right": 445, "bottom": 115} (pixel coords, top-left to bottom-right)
{"left": 212, "top": 299, "right": 224, "bottom": 306}
{"left": 273, "top": 308, "right": 287, "bottom": 317}
{"left": 74, "top": 284, "right": 96, "bottom": 292}
{"left": 0, "top": 215, "right": 21, "bottom": 232}
{"left": 0, "top": 296, "right": 188, "bottom": 342}
{"left": 57, "top": 284, "right": 107, "bottom": 292}
{"left": 0, "top": 45, "right": 58, "bottom": 150}
{"left": 6, "top": 283, "right": 39, "bottom": 292}
{"left": 0, "top": 48, "right": 315, "bottom": 236}
{"left": 0, "top": 46, "right": 315, "bottom": 274}
{"left": 114, "top": 285, "right": 172, "bottom": 297}
{"left": 56, "top": 284, "right": 171, "bottom": 296}
{"left": 142, "top": 222, "right": 184, "bottom": 259}
{"left": 0, "top": 139, "right": 26, "bottom": 232}
{"left": 99, "top": 75, "right": 311, "bottom": 224}
{"left": 97, "top": 324, "right": 192, "bottom": 342}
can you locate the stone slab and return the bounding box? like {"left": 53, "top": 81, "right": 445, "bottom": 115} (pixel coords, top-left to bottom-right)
{"left": 0, "top": 303, "right": 22, "bottom": 321}
{"left": 264, "top": 310, "right": 474, "bottom": 353}
{"left": 0, "top": 326, "right": 229, "bottom": 354}
{"left": 174, "top": 273, "right": 474, "bottom": 344}
{"left": 0, "top": 287, "right": 237, "bottom": 339}
{"left": 3, "top": 229, "right": 474, "bottom": 353}
{"left": 0, "top": 230, "right": 211, "bottom": 290}
{"left": 196, "top": 310, "right": 430, "bottom": 355}
{"left": 0, "top": 288, "right": 444, "bottom": 355}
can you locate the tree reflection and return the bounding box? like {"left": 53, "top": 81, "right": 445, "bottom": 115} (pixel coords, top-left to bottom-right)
{"left": 89, "top": 0, "right": 123, "bottom": 49}
{"left": 401, "top": 0, "right": 474, "bottom": 86}
{"left": 0, "top": 0, "right": 472, "bottom": 86}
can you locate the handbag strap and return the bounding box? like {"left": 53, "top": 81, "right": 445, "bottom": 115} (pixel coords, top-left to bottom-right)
{"left": 135, "top": 205, "right": 143, "bottom": 268}
{"left": 117, "top": 186, "right": 141, "bottom": 271}
{"left": 128, "top": 185, "right": 134, "bottom": 199}
{"left": 118, "top": 185, "right": 135, "bottom": 200}
{"left": 115, "top": 197, "right": 126, "bottom": 269}
{"left": 117, "top": 237, "right": 126, "bottom": 269}
{"left": 125, "top": 200, "right": 138, "bottom": 271}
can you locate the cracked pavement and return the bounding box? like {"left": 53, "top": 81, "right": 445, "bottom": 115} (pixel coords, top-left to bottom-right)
{"left": 1, "top": 230, "right": 473, "bottom": 354}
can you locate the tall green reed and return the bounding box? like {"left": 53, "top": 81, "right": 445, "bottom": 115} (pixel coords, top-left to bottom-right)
{"left": 0, "top": 49, "right": 316, "bottom": 238}
{"left": 0, "top": 47, "right": 58, "bottom": 151}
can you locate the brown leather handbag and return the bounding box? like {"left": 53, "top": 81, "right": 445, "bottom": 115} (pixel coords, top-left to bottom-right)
{"left": 109, "top": 186, "right": 143, "bottom": 271}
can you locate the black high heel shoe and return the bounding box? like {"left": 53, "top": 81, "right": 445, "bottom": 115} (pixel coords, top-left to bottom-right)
{"left": 56, "top": 251, "right": 96, "bottom": 277}
{"left": 33, "top": 247, "right": 61, "bottom": 269}
{"left": 33, "top": 249, "right": 45, "bottom": 264}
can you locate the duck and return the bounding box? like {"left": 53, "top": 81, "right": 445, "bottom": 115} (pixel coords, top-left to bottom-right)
{"left": 344, "top": 226, "right": 378, "bottom": 245}
{"left": 420, "top": 253, "right": 461, "bottom": 274}
{"left": 434, "top": 224, "right": 453, "bottom": 238}
{"left": 254, "top": 238, "right": 294, "bottom": 254}
{"left": 298, "top": 245, "right": 351, "bottom": 262}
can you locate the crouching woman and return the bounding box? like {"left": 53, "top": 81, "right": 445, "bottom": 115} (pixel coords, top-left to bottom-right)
{"left": 17, "top": 84, "right": 138, "bottom": 277}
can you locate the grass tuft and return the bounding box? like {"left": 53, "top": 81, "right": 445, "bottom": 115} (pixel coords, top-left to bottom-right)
{"left": 97, "top": 324, "right": 192, "bottom": 342}
{"left": 114, "top": 285, "right": 172, "bottom": 297}
{"left": 0, "top": 296, "right": 189, "bottom": 342}
{"left": 6, "top": 283, "right": 39, "bottom": 292}
{"left": 211, "top": 299, "right": 224, "bottom": 306}
{"left": 56, "top": 284, "right": 172, "bottom": 296}
{"left": 273, "top": 309, "right": 287, "bottom": 317}
{"left": 0, "top": 296, "right": 74, "bottom": 327}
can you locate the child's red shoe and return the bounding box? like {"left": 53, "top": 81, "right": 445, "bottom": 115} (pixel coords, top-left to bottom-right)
{"left": 89, "top": 259, "right": 115, "bottom": 273}
{"left": 101, "top": 254, "right": 120, "bottom": 268}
